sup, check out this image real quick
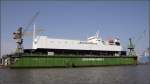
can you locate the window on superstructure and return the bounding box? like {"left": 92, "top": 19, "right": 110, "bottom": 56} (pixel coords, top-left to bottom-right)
{"left": 115, "top": 42, "right": 120, "bottom": 46}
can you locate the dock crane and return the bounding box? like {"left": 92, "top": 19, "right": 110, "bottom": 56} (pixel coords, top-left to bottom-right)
{"left": 128, "top": 38, "right": 136, "bottom": 56}
{"left": 13, "top": 12, "right": 39, "bottom": 56}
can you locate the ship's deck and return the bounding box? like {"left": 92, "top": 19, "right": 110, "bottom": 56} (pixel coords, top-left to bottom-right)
{"left": 24, "top": 48, "right": 126, "bottom": 56}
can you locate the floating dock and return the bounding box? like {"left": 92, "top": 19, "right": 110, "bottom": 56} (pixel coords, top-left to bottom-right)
{"left": 9, "top": 55, "right": 137, "bottom": 68}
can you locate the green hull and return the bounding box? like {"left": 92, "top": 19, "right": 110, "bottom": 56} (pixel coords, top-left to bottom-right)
{"left": 10, "top": 55, "right": 137, "bottom": 68}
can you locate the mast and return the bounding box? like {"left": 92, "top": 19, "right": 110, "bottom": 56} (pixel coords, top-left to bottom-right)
{"left": 32, "top": 24, "right": 36, "bottom": 49}
{"left": 96, "top": 30, "right": 99, "bottom": 38}
{"left": 33, "top": 24, "right": 36, "bottom": 41}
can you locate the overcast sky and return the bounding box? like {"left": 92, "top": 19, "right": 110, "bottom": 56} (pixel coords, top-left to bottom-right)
{"left": 1, "top": 1, "right": 149, "bottom": 56}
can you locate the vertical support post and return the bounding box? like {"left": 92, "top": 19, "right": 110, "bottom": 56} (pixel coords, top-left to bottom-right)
{"left": 149, "top": 20, "right": 150, "bottom": 56}
{"left": 149, "top": 0, "right": 150, "bottom": 56}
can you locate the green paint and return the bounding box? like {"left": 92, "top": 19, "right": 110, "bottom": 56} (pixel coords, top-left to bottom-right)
{"left": 10, "top": 55, "right": 137, "bottom": 68}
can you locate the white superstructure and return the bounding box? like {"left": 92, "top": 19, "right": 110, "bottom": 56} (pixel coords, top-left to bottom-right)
{"left": 32, "top": 25, "right": 123, "bottom": 52}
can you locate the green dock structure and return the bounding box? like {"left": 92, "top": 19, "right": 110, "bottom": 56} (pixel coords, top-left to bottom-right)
{"left": 8, "top": 24, "right": 139, "bottom": 68}
{"left": 10, "top": 55, "right": 137, "bottom": 68}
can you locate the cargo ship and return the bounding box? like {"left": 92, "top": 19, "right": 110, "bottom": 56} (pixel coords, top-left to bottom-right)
{"left": 30, "top": 25, "right": 126, "bottom": 56}
{"left": 3, "top": 24, "right": 137, "bottom": 68}
{"left": 1, "top": 12, "right": 138, "bottom": 68}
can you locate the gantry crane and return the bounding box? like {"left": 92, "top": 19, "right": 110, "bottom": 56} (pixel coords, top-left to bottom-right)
{"left": 13, "top": 12, "right": 39, "bottom": 56}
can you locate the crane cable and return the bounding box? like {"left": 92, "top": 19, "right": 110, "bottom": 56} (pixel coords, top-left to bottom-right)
{"left": 133, "top": 28, "right": 147, "bottom": 45}
{"left": 133, "top": 28, "right": 148, "bottom": 55}
{"left": 22, "top": 11, "right": 40, "bottom": 36}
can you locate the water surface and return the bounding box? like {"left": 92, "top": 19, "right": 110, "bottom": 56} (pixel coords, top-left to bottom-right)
{"left": 0, "top": 64, "right": 150, "bottom": 84}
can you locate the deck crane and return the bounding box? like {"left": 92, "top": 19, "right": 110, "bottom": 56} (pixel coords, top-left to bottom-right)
{"left": 13, "top": 12, "right": 39, "bottom": 56}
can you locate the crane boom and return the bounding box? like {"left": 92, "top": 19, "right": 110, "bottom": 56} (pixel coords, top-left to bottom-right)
{"left": 23, "top": 11, "right": 40, "bottom": 35}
